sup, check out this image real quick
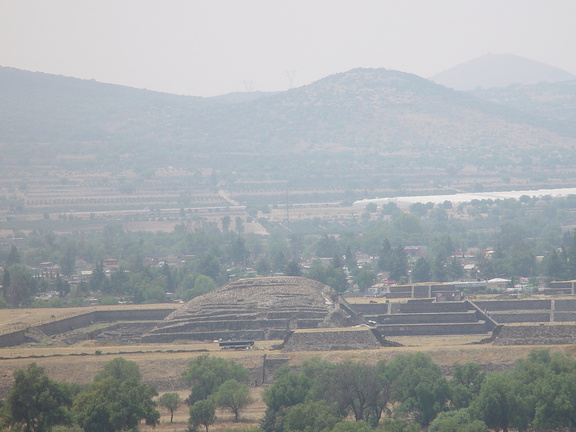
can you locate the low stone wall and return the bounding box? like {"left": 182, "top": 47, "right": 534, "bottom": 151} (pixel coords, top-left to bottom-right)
{"left": 474, "top": 299, "right": 551, "bottom": 311}
{"left": 492, "top": 313, "right": 550, "bottom": 323}
{"left": 556, "top": 312, "right": 576, "bottom": 322}
{"left": 378, "top": 322, "right": 490, "bottom": 336}
{"left": 382, "top": 311, "right": 479, "bottom": 325}
{"left": 555, "top": 299, "right": 576, "bottom": 311}
{"left": 0, "top": 329, "right": 27, "bottom": 348}
{"left": 398, "top": 301, "right": 469, "bottom": 314}
{"left": 262, "top": 355, "right": 290, "bottom": 385}
{"left": 350, "top": 303, "right": 389, "bottom": 315}
{"left": 494, "top": 324, "right": 576, "bottom": 345}
{"left": 0, "top": 308, "right": 175, "bottom": 348}
{"left": 34, "top": 308, "right": 175, "bottom": 337}
{"left": 143, "top": 329, "right": 290, "bottom": 343}
{"left": 35, "top": 312, "right": 97, "bottom": 336}
{"left": 281, "top": 328, "right": 387, "bottom": 351}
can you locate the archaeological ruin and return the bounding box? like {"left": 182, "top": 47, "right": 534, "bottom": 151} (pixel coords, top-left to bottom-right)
{"left": 142, "top": 276, "right": 367, "bottom": 343}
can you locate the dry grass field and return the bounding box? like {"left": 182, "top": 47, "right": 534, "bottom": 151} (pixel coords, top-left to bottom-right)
{"left": 2, "top": 305, "right": 576, "bottom": 431}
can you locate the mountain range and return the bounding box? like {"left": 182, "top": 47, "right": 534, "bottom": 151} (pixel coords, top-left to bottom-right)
{"left": 1, "top": 58, "right": 576, "bottom": 202}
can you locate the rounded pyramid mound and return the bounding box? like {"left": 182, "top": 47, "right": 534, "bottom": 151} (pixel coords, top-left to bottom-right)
{"left": 142, "top": 276, "right": 366, "bottom": 342}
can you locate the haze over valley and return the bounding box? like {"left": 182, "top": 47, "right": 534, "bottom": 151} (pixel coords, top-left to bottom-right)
{"left": 2, "top": 54, "right": 576, "bottom": 230}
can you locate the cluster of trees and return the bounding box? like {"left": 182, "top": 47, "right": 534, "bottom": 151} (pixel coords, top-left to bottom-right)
{"left": 0, "top": 354, "right": 253, "bottom": 432}
{"left": 0, "top": 358, "right": 159, "bottom": 432}
{"left": 7, "top": 193, "right": 576, "bottom": 306}
{"left": 183, "top": 354, "right": 253, "bottom": 431}
{"left": 261, "top": 353, "right": 473, "bottom": 432}
{"left": 261, "top": 349, "right": 576, "bottom": 432}
{"left": 4, "top": 350, "right": 576, "bottom": 432}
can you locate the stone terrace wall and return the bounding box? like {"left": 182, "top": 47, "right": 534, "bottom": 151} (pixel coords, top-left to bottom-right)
{"left": 378, "top": 322, "right": 489, "bottom": 336}
{"left": 398, "top": 301, "right": 469, "bottom": 313}
{"left": 381, "top": 311, "right": 480, "bottom": 325}
{"left": 492, "top": 313, "right": 550, "bottom": 323}
{"left": 555, "top": 299, "right": 576, "bottom": 311}
{"left": 474, "top": 299, "right": 551, "bottom": 311}
{"left": 0, "top": 308, "right": 175, "bottom": 348}
{"left": 34, "top": 309, "right": 174, "bottom": 337}
{"left": 0, "top": 329, "right": 27, "bottom": 348}
{"left": 494, "top": 324, "right": 576, "bottom": 345}
{"left": 350, "top": 303, "right": 389, "bottom": 315}
{"left": 281, "top": 328, "right": 385, "bottom": 351}
{"left": 556, "top": 312, "right": 576, "bottom": 322}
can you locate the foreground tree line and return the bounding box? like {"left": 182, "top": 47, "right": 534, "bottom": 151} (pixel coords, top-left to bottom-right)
{"left": 0, "top": 355, "right": 253, "bottom": 432}
{"left": 3, "top": 349, "right": 576, "bottom": 432}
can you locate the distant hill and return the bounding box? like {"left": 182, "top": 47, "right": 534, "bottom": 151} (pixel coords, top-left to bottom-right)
{"left": 470, "top": 79, "right": 576, "bottom": 138}
{"left": 1, "top": 65, "right": 576, "bottom": 198}
{"left": 430, "top": 54, "right": 576, "bottom": 91}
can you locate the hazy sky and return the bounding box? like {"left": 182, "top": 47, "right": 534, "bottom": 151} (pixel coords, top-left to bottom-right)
{"left": 1, "top": 0, "right": 575, "bottom": 97}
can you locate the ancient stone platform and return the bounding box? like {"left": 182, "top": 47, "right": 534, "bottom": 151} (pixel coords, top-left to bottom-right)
{"left": 279, "top": 326, "right": 399, "bottom": 351}
{"left": 142, "top": 276, "right": 366, "bottom": 342}
{"left": 493, "top": 324, "right": 576, "bottom": 345}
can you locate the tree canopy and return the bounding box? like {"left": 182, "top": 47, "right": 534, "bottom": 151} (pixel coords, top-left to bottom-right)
{"left": 73, "top": 358, "right": 159, "bottom": 432}
{"left": 1, "top": 363, "right": 72, "bottom": 432}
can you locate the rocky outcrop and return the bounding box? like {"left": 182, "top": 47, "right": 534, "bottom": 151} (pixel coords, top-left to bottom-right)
{"left": 142, "top": 276, "right": 366, "bottom": 342}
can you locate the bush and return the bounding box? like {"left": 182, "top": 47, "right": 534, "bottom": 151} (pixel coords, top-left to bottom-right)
{"left": 98, "top": 295, "right": 119, "bottom": 305}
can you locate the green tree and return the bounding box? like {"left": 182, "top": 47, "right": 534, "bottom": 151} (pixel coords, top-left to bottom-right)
{"left": 314, "top": 235, "right": 341, "bottom": 258}
{"left": 197, "top": 254, "right": 222, "bottom": 282}
{"left": 5, "top": 263, "right": 37, "bottom": 306}
{"left": 1, "top": 363, "right": 72, "bottom": 432}
{"left": 88, "top": 261, "right": 106, "bottom": 292}
{"left": 305, "top": 261, "right": 348, "bottom": 293}
{"left": 431, "top": 253, "right": 448, "bottom": 282}
{"left": 256, "top": 258, "right": 272, "bottom": 275}
{"left": 6, "top": 244, "right": 21, "bottom": 267}
{"left": 284, "top": 260, "right": 302, "bottom": 277}
{"left": 229, "top": 236, "right": 249, "bottom": 267}
{"left": 73, "top": 358, "right": 159, "bottom": 432}
{"left": 447, "top": 258, "right": 464, "bottom": 280}
{"left": 221, "top": 216, "right": 231, "bottom": 232}
{"left": 282, "top": 401, "right": 342, "bottom": 432}
{"left": 377, "top": 239, "right": 393, "bottom": 272}
{"left": 411, "top": 257, "right": 431, "bottom": 283}
{"left": 388, "top": 246, "right": 408, "bottom": 282}
{"left": 54, "top": 275, "right": 71, "bottom": 298}
{"left": 182, "top": 355, "right": 250, "bottom": 405}
{"left": 323, "top": 361, "right": 390, "bottom": 425}
{"left": 354, "top": 267, "right": 377, "bottom": 291}
{"left": 59, "top": 244, "right": 76, "bottom": 277}
{"left": 189, "top": 400, "right": 216, "bottom": 432}
{"left": 387, "top": 353, "right": 450, "bottom": 427}
{"left": 157, "top": 392, "right": 181, "bottom": 423}
{"left": 429, "top": 410, "right": 488, "bottom": 432}
{"left": 378, "top": 418, "right": 421, "bottom": 432}
{"left": 330, "top": 420, "right": 375, "bottom": 432}
{"left": 532, "top": 371, "right": 576, "bottom": 431}
{"left": 449, "top": 363, "right": 485, "bottom": 410}
{"left": 193, "top": 275, "right": 217, "bottom": 296}
{"left": 212, "top": 379, "right": 252, "bottom": 422}
{"left": 469, "top": 370, "right": 531, "bottom": 432}
{"left": 262, "top": 371, "right": 312, "bottom": 432}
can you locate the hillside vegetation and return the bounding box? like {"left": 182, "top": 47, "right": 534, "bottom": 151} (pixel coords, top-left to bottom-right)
{"left": 2, "top": 66, "right": 576, "bottom": 212}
